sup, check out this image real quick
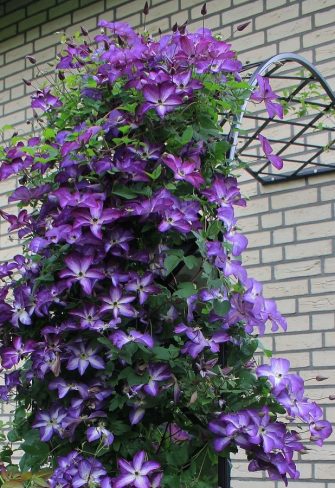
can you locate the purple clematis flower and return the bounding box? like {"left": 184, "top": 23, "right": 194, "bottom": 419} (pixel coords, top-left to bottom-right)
{"left": 33, "top": 406, "right": 67, "bottom": 441}
{"left": 256, "top": 358, "right": 303, "bottom": 396}
{"left": 258, "top": 134, "right": 283, "bottom": 170}
{"left": 143, "top": 363, "right": 172, "bottom": 397}
{"left": 100, "top": 287, "right": 137, "bottom": 319}
{"left": 31, "top": 87, "right": 62, "bottom": 112}
{"left": 162, "top": 153, "right": 204, "bottom": 189}
{"left": 74, "top": 201, "right": 122, "bottom": 239}
{"left": 141, "top": 82, "right": 183, "bottom": 118}
{"left": 126, "top": 273, "right": 160, "bottom": 304}
{"left": 115, "top": 451, "right": 160, "bottom": 488}
{"left": 110, "top": 329, "right": 154, "bottom": 350}
{"left": 66, "top": 342, "right": 105, "bottom": 376}
{"left": 251, "top": 75, "right": 283, "bottom": 119}
{"left": 175, "top": 323, "right": 229, "bottom": 358}
{"left": 72, "top": 458, "right": 108, "bottom": 488}
{"left": 1, "top": 336, "right": 35, "bottom": 369}
{"left": 59, "top": 255, "right": 104, "bottom": 294}
{"left": 49, "top": 378, "right": 88, "bottom": 399}
{"left": 86, "top": 424, "right": 114, "bottom": 447}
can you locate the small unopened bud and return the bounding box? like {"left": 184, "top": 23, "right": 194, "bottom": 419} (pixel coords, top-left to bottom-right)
{"left": 143, "top": 1, "right": 149, "bottom": 15}
{"left": 58, "top": 71, "right": 65, "bottom": 81}
{"left": 19, "top": 175, "right": 28, "bottom": 185}
{"left": 26, "top": 55, "right": 36, "bottom": 64}
{"left": 22, "top": 78, "right": 31, "bottom": 86}
{"left": 158, "top": 28, "right": 162, "bottom": 35}
{"left": 12, "top": 131, "right": 18, "bottom": 138}
{"left": 316, "top": 375, "right": 328, "bottom": 382}
{"left": 81, "top": 26, "right": 89, "bottom": 36}
{"left": 329, "top": 394, "right": 335, "bottom": 400}
{"left": 236, "top": 21, "right": 251, "bottom": 32}
{"left": 172, "top": 22, "right": 178, "bottom": 33}
{"left": 33, "top": 110, "right": 39, "bottom": 119}
{"left": 103, "top": 40, "right": 109, "bottom": 51}
{"left": 178, "top": 21, "right": 188, "bottom": 35}
{"left": 201, "top": 2, "right": 207, "bottom": 15}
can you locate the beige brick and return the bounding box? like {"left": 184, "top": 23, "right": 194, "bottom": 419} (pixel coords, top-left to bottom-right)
{"left": 199, "top": 0, "right": 263, "bottom": 24}
{"left": 73, "top": 0, "right": 105, "bottom": 23}
{"left": 260, "top": 178, "right": 306, "bottom": 194}
{"left": 19, "top": 12, "right": 48, "bottom": 33}
{"left": 0, "top": 25, "right": 17, "bottom": 43}
{"left": 256, "top": 4, "right": 299, "bottom": 30}
{"left": 0, "top": 9, "right": 26, "bottom": 30}
{"left": 49, "top": 0, "right": 79, "bottom": 19}
{"left": 281, "top": 192, "right": 325, "bottom": 220}
{"left": 237, "top": 215, "right": 259, "bottom": 232}
{"left": 312, "top": 313, "right": 335, "bottom": 331}
{"left": 315, "top": 462, "right": 335, "bottom": 479}
{"left": 283, "top": 351, "right": 311, "bottom": 369}
{"left": 302, "top": 0, "right": 335, "bottom": 14}
{"left": 188, "top": 15, "right": 221, "bottom": 33}
{"left": 266, "top": 0, "right": 287, "bottom": 8}
{"left": 321, "top": 183, "right": 335, "bottom": 201}
{"left": 315, "top": 7, "right": 335, "bottom": 26}
{"left": 311, "top": 277, "right": 335, "bottom": 294}
{"left": 275, "top": 259, "right": 321, "bottom": 279}
{"left": 246, "top": 230, "right": 271, "bottom": 248}
{"left": 264, "top": 278, "right": 308, "bottom": 298}
{"left": 271, "top": 187, "right": 318, "bottom": 210}
{"left": 236, "top": 197, "right": 269, "bottom": 216}
{"left": 299, "top": 294, "right": 335, "bottom": 313}
{"left": 273, "top": 227, "right": 294, "bottom": 244}
{"left": 0, "top": 59, "right": 25, "bottom": 79}
{"left": 304, "top": 25, "right": 335, "bottom": 48}
{"left": 232, "top": 31, "right": 265, "bottom": 52}
{"left": 275, "top": 297, "right": 296, "bottom": 314}
{"left": 27, "top": 0, "right": 57, "bottom": 15}
{"left": 275, "top": 332, "right": 322, "bottom": 351}
{"left": 287, "top": 314, "right": 311, "bottom": 333}
{"left": 285, "top": 240, "right": 332, "bottom": 260}
{"left": 238, "top": 42, "right": 277, "bottom": 65}
{"left": 279, "top": 35, "right": 301, "bottom": 53}
{"left": 261, "top": 246, "right": 283, "bottom": 263}
{"left": 5, "top": 42, "right": 34, "bottom": 64}
{"left": 261, "top": 211, "right": 282, "bottom": 229}
{"left": 247, "top": 265, "right": 272, "bottom": 282}
{"left": 325, "top": 257, "right": 335, "bottom": 274}
{"left": 268, "top": 16, "right": 312, "bottom": 42}
{"left": 297, "top": 220, "right": 335, "bottom": 241}
{"left": 41, "top": 15, "right": 72, "bottom": 36}
{"left": 242, "top": 249, "right": 260, "bottom": 266}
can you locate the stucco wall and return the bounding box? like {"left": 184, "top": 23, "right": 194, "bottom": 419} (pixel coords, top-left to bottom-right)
{"left": 0, "top": 0, "right": 334, "bottom": 486}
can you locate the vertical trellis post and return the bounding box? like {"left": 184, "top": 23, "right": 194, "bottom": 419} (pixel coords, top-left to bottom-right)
{"left": 218, "top": 343, "right": 231, "bottom": 488}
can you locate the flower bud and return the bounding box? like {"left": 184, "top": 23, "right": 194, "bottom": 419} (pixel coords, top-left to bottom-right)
{"left": 22, "top": 78, "right": 31, "bottom": 86}
{"left": 143, "top": 1, "right": 149, "bottom": 15}
{"left": 201, "top": 2, "right": 207, "bottom": 15}
{"left": 81, "top": 26, "right": 89, "bottom": 36}
{"left": 236, "top": 21, "right": 251, "bottom": 32}
{"left": 316, "top": 375, "right": 328, "bottom": 381}
{"left": 26, "top": 55, "right": 36, "bottom": 64}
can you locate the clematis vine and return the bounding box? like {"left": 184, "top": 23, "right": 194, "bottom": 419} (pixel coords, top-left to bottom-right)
{"left": 0, "top": 11, "right": 331, "bottom": 488}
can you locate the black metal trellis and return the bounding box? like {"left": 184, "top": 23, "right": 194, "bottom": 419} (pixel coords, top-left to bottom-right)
{"left": 228, "top": 52, "right": 335, "bottom": 184}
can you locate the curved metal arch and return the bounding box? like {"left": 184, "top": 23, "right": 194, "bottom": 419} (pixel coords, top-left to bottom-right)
{"left": 229, "top": 52, "right": 335, "bottom": 184}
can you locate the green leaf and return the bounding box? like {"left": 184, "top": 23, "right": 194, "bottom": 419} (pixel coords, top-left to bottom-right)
{"left": 152, "top": 345, "right": 179, "bottom": 361}
{"left": 183, "top": 255, "right": 199, "bottom": 270}
{"left": 146, "top": 164, "right": 162, "bottom": 180}
{"left": 164, "top": 254, "right": 182, "bottom": 274}
{"left": 213, "top": 300, "right": 230, "bottom": 316}
{"left": 180, "top": 126, "right": 193, "bottom": 145}
{"left": 118, "top": 367, "right": 149, "bottom": 386}
{"left": 173, "top": 282, "right": 197, "bottom": 299}
{"left": 112, "top": 186, "right": 138, "bottom": 199}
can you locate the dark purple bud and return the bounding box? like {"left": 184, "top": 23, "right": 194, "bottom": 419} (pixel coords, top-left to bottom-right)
{"left": 316, "top": 375, "right": 328, "bottom": 382}
{"left": 19, "top": 175, "right": 28, "bottom": 185}
{"left": 172, "top": 22, "right": 178, "bottom": 33}
{"left": 81, "top": 26, "right": 89, "bottom": 36}
{"left": 143, "top": 1, "right": 149, "bottom": 15}
{"left": 26, "top": 55, "right": 36, "bottom": 64}
{"left": 12, "top": 132, "right": 18, "bottom": 138}
{"left": 158, "top": 28, "right": 162, "bottom": 35}
{"left": 201, "top": 2, "right": 207, "bottom": 15}
{"left": 236, "top": 21, "right": 251, "bottom": 32}
{"left": 103, "top": 40, "right": 109, "bottom": 51}
{"left": 329, "top": 394, "right": 335, "bottom": 400}
{"left": 22, "top": 78, "right": 31, "bottom": 86}
{"left": 178, "top": 20, "right": 187, "bottom": 34}
{"left": 58, "top": 71, "right": 65, "bottom": 81}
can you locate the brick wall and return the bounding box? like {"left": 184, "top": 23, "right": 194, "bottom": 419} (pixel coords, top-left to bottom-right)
{"left": 0, "top": 0, "right": 334, "bottom": 486}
